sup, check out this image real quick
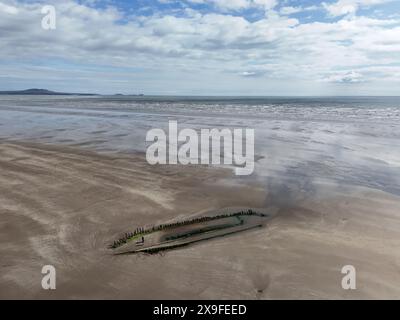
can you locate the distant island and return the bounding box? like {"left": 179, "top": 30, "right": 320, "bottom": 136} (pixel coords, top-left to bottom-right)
{"left": 113, "top": 93, "right": 145, "bottom": 96}
{"left": 0, "top": 89, "right": 145, "bottom": 96}
{"left": 0, "top": 89, "right": 98, "bottom": 96}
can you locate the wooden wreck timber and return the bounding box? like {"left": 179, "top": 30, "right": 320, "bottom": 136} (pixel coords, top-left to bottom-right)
{"left": 110, "top": 210, "right": 269, "bottom": 254}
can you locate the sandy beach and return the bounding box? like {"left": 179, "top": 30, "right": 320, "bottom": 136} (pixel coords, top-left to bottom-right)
{"left": 1, "top": 141, "right": 400, "bottom": 299}
{"left": 2, "top": 0, "right": 400, "bottom": 302}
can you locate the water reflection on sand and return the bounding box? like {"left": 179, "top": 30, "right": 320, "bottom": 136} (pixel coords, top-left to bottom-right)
{"left": 0, "top": 95, "right": 399, "bottom": 198}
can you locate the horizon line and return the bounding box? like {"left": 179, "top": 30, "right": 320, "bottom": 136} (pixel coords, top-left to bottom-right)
{"left": 1, "top": 89, "right": 400, "bottom": 98}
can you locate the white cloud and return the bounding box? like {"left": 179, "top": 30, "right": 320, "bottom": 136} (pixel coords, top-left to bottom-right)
{"left": 0, "top": 1, "right": 18, "bottom": 14}
{"left": 186, "top": 0, "right": 277, "bottom": 11}
{"left": 323, "top": 0, "right": 392, "bottom": 17}
{"left": 252, "top": 0, "right": 278, "bottom": 10}
{"left": 322, "top": 70, "right": 364, "bottom": 82}
{"left": 0, "top": 0, "right": 399, "bottom": 94}
{"left": 280, "top": 5, "right": 319, "bottom": 15}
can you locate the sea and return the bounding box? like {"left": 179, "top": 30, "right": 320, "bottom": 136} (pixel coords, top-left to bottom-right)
{"left": 1, "top": 95, "right": 399, "bottom": 201}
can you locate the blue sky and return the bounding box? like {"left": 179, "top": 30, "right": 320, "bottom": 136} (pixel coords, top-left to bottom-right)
{"left": 80, "top": 0, "right": 398, "bottom": 19}
{"left": 1, "top": 0, "right": 400, "bottom": 95}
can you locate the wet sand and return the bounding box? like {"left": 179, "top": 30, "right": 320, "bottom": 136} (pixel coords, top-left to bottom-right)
{"left": 1, "top": 141, "right": 400, "bottom": 299}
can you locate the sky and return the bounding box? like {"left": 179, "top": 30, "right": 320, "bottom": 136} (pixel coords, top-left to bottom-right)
{"left": 0, "top": 0, "right": 399, "bottom": 95}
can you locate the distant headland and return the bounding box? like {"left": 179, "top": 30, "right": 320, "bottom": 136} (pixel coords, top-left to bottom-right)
{"left": 0, "top": 88, "right": 98, "bottom": 96}
{"left": 0, "top": 89, "right": 145, "bottom": 96}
